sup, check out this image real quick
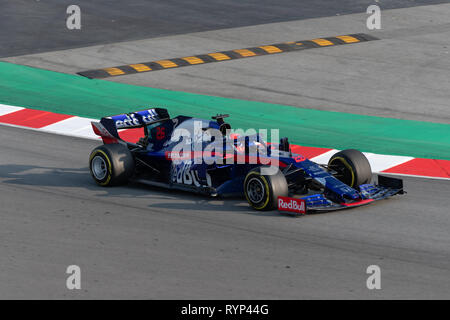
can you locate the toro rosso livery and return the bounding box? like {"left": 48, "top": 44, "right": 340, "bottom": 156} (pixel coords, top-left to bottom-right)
{"left": 89, "top": 108, "right": 404, "bottom": 214}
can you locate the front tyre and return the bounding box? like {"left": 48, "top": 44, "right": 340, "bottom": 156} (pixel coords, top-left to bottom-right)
{"left": 244, "top": 166, "right": 288, "bottom": 211}
{"left": 89, "top": 144, "right": 134, "bottom": 186}
{"left": 328, "top": 149, "right": 372, "bottom": 188}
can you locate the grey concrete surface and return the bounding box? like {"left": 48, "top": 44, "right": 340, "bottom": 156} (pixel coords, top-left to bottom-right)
{"left": 1, "top": 0, "right": 447, "bottom": 58}
{"left": 0, "top": 124, "right": 449, "bottom": 299}
{"left": 5, "top": 4, "right": 450, "bottom": 123}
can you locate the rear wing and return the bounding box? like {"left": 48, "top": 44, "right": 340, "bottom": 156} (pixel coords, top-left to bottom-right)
{"left": 102, "top": 108, "right": 170, "bottom": 129}
{"left": 91, "top": 108, "right": 170, "bottom": 144}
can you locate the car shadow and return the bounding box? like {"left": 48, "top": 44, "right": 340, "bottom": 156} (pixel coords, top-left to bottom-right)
{"left": 0, "top": 164, "right": 157, "bottom": 198}
{"left": 0, "top": 164, "right": 91, "bottom": 187}
{"left": 144, "top": 193, "right": 284, "bottom": 217}
{"left": 0, "top": 164, "right": 284, "bottom": 216}
{"left": 131, "top": 182, "right": 284, "bottom": 216}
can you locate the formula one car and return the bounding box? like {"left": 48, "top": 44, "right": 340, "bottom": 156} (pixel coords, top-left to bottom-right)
{"left": 89, "top": 108, "right": 404, "bottom": 214}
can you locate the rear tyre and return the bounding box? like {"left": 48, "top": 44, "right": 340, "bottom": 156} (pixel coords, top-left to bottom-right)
{"left": 328, "top": 149, "right": 372, "bottom": 188}
{"left": 89, "top": 144, "right": 134, "bottom": 186}
{"left": 244, "top": 166, "right": 288, "bottom": 211}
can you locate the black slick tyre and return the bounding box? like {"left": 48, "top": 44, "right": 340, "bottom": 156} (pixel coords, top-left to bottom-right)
{"left": 244, "top": 166, "right": 288, "bottom": 211}
{"left": 328, "top": 149, "right": 372, "bottom": 188}
{"left": 89, "top": 144, "right": 134, "bottom": 186}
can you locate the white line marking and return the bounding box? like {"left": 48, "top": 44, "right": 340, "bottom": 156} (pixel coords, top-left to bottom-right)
{"left": 363, "top": 152, "right": 414, "bottom": 173}
{"left": 43, "top": 116, "right": 98, "bottom": 139}
{"left": 309, "top": 149, "right": 339, "bottom": 165}
{"left": 0, "top": 121, "right": 99, "bottom": 140}
{"left": 311, "top": 149, "right": 417, "bottom": 174}
{"left": 0, "top": 104, "right": 24, "bottom": 116}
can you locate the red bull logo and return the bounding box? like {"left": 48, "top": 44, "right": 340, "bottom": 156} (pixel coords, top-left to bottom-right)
{"left": 277, "top": 196, "right": 306, "bottom": 215}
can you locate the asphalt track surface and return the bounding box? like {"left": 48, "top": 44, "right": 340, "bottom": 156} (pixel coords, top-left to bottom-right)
{"left": 1, "top": 124, "right": 449, "bottom": 299}
{"left": 1, "top": 0, "right": 448, "bottom": 57}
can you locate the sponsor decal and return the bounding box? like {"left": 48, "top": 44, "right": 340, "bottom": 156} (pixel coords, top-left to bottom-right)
{"left": 165, "top": 151, "right": 205, "bottom": 161}
{"left": 142, "top": 109, "right": 160, "bottom": 123}
{"left": 114, "top": 109, "right": 161, "bottom": 128}
{"left": 277, "top": 196, "right": 306, "bottom": 215}
{"left": 171, "top": 161, "right": 212, "bottom": 187}
{"left": 115, "top": 114, "right": 140, "bottom": 128}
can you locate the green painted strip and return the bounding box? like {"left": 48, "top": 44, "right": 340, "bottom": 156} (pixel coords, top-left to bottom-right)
{"left": 0, "top": 61, "right": 449, "bottom": 160}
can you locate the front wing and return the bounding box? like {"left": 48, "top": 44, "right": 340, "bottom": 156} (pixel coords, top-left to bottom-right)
{"left": 281, "top": 175, "right": 404, "bottom": 214}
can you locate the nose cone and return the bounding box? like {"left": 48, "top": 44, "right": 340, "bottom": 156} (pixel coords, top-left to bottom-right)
{"left": 336, "top": 184, "right": 361, "bottom": 201}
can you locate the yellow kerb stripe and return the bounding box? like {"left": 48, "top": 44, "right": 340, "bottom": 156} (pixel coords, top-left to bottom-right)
{"left": 129, "top": 64, "right": 151, "bottom": 72}
{"left": 182, "top": 56, "right": 204, "bottom": 64}
{"left": 311, "top": 38, "right": 334, "bottom": 46}
{"left": 259, "top": 45, "right": 282, "bottom": 53}
{"left": 208, "top": 52, "right": 231, "bottom": 61}
{"left": 234, "top": 49, "right": 257, "bottom": 57}
{"left": 336, "top": 35, "right": 360, "bottom": 43}
{"left": 104, "top": 67, "right": 125, "bottom": 76}
{"left": 155, "top": 60, "right": 178, "bottom": 68}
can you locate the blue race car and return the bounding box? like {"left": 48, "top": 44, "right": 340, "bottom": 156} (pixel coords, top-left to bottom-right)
{"left": 89, "top": 108, "right": 404, "bottom": 214}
